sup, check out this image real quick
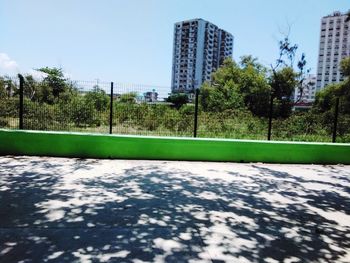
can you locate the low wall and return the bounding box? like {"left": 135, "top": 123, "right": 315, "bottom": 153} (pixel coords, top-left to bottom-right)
{"left": 0, "top": 129, "right": 350, "bottom": 164}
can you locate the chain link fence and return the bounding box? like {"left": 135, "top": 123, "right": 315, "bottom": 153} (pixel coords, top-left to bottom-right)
{"left": 0, "top": 75, "right": 349, "bottom": 142}
{"left": 0, "top": 76, "right": 19, "bottom": 130}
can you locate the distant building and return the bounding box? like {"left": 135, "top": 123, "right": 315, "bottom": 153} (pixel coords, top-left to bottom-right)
{"left": 135, "top": 92, "right": 144, "bottom": 103}
{"left": 171, "top": 18, "right": 234, "bottom": 93}
{"left": 294, "top": 74, "right": 317, "bottom": 109}
{"left": 316, "top": 11, "right": 350, "bottom": 91}
{"left": 144, "top": 89, "right": 158, "bottom": 102}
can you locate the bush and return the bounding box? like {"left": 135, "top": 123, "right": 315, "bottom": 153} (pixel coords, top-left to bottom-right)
{"left": 23, "top": 101, "right": 57, "bottom": 130}
{"left": 85, "top": 87, "right": 109, "bottom": 111}
{"left": 143, "top": 111, "right": 159, "bottom": 131}
{"left": 114, "top": 103, "right": 135, "bottom": 124}
{"left": 166, "top": 93, "right": 189, "bottom": 109}
{"left": 0, "top": 118, "right": 8, "bottom": 127}
{"left": 162, "top": 109, "right": 181, "bottom": 131}
{"left": 0, "top": 98, "right": 18, "bottom": 117}
{"left": 69, "top": 97, "right": 100, "bottom": 127}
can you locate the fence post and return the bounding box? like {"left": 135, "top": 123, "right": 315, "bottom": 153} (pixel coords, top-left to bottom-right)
{"left": 109, "top": 82, "right": 114, "bottom": 134}
{"left": 18, "top": 74, "right": 24, "bottom": 130}
{"left": 193, "top": 88, "right": 199, "bottom": 138}
{"left": 332, "top": 97, "right": 340, "bottom": 143}
{"left": 267, "top": 94, "right": 273, "bottom": 140}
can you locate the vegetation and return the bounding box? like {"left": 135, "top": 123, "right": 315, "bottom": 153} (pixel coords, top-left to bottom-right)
{"left": 1, "top": 54, "right": 350, "bottom": 142}
{"left": 166, "top": 93, "right": 189, "bottom": 109}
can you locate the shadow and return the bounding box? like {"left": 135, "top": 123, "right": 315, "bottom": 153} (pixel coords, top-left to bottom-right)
{"left": 0, "top": 157, "right": 350, "bottom": 262}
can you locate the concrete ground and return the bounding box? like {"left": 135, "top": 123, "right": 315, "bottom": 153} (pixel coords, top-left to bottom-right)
{"left": 0, "top": 156, "right": 350, "bottom": 263}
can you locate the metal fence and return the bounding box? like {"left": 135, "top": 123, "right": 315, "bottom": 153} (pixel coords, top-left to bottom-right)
{"left": 0, "top": 75, "right": 349, "bottom": 143}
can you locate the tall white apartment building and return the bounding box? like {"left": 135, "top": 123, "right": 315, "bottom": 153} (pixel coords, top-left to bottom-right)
{"left": 316, "top": 11, "right": 350, "bottom": 91}
{"left": 171, "top": 19, "right": 234, "bottom": 93}
{"left": 294, "top": 74, "right": 316, "bottom": 107}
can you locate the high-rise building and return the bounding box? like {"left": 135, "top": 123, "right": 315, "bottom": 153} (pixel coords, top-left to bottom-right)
{"left": 171, "top": 19, "right": 234, "bottom": 93}
{"left": 316, "top": 11, "right": 350, "bottom": 91}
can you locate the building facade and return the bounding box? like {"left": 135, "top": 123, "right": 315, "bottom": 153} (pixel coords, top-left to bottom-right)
{"left": 144, "top": 89, "right": 158, "bottom": 102}
{"left": 293, "top": 74, "right": 317, "bottom": 109}
{"left": 316, "top": 11, "right": 350, "bottom": 91}
{"left": 171, "top": 19, "right": 234, "bottom": 93}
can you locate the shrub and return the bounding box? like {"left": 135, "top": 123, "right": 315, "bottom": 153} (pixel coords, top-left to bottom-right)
{"left": 0, "top": 98, "right": 18, "bottom": 117}
{"left": 23, "top": 101, "right": 56, "bottom": 130}
{"left": 143, "top": 111, "right": 159, "bottom": 131}
{"left": 69, "top": 97, "right": 100, "bottom": 127}
{"left": 85, "top": 87, "right": 109, "bottom": 111}
{"left": 0, "top": 118, "right": 8, "bottom": 127}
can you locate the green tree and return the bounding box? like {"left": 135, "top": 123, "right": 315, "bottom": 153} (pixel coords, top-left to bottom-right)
{"left": 200, "top": 80, "right": 245, "bottom": 112}
{"left": 36, "top": 67, "right": 67, "bottom": 101}
{"left": 340, "top": 57, "right": 350, "bottom": 77}
{"left": 69, "top": 96, "right": 100, "bottom": 127}
{"left": 239, "top": 56, "right": 270, "bottom": 116}
{"left": 200, "top": 59, "right": 245, "bottom": 113}
{"left": 314, "top": 83, "right": 341, "bottom": 112}
{"left": 35, "top": 82, "right": 55, "bottom": 104}
{"left": 0, "top": 76, "right": 17, "bottom": 98}
{"left": 23, "top": 75, "right": 38, "bottom": 100}
{"left": 295, "top": 53, "right": 311, "bottom": 102}
{"left": 56, "top": 81, "right": 79, "bottom": 103}
{"left": 314, "top": 57, "right": 350, "bottom": 114}
{"left": 119, "top": 92, "right": 137, "bottom": 104}
{"left": 269, "top": 36, "right": 304, "bottom": 118}
{"left": 85, "top": 86, "right": 109, "bottom": 111}
{"left": 200, "top": 57, "right": 270, "bottom": 116}
{"left": 0, "top": 77, "right": 7, "bottom": 98}
{"left": 166, "top": 93, "right": 189, "bottom": 109}
{"left": 269, "top": 67, "right": 298, "bottom": 117}
{"left": 240, "top": 55, "right": 267, "bottom": 73}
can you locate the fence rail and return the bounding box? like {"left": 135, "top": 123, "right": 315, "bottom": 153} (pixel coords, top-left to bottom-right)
{"left": 0, "top": 75, "right": 349, "bottom": 143}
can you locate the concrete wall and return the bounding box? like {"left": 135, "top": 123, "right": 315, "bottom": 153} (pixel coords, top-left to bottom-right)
{"left": 1, "top": 129, "right": 350, "bottom": 164}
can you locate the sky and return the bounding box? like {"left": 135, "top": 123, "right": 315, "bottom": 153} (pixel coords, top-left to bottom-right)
{"left": 0, "top": 0, "right": 349, "bottom": 87}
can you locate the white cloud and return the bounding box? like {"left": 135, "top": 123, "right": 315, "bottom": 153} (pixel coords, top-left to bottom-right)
{"left": 0, "top": 53, "right": 73, "bottom": 80}
{"left": 28, "top": 69, "right": 47, "bottom": 80}
{"left": 27, "top": 69, "right": 72, "bottom": 80}
{"left": 63, "top": 72, "right": 72, "bottom": 79}
{"left": 0, "top": 53, "right": 19, "bottom": 72}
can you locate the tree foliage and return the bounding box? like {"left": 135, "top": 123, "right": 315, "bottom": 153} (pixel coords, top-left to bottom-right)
{"left": 340, "top": 57, "right": 350, "bottom": 77}
{"left": 119, "top": 92, "right": 137, "bottom": 104}
{"left": 37, "top": 67, "right": 67, "bottom": 99}
{"left": 200, "top": 57, "right": 270, "bottom": 116}
{"left": 1, "top": 54, "right": 349, "bottom": 142}
{"left": 166, "top": 93, "right": 189, "bottom": 109}
{"left": 68, "top": 97, "right": 100, "bottom": 127}
{"left": 0, "top": 76, "right": 17, "bottom": 98}
{"left": 0, "top": 77, "right": 8, "bottom": 98}
{"left": 199, "top": 35, "right": 305, "bottom": 118}
{"left": 85, "top": 86, "right": 109, "bottom": 111}
{"left": 269, "top": 67, "right": 298, "bottom": 118}
{"left": 314, "top": 57, "right": 350, "bottom": 114}
{"left": 267, "top": 35, "right": 309, "bottom": 118}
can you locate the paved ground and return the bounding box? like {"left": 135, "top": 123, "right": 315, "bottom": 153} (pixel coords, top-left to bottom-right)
{"left": 0, "top": 156, "right": 350, "bottom": 263}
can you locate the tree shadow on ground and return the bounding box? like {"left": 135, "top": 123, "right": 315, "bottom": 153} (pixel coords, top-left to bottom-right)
{"left": 0, "top": 157, "right": 349, "bottom": 262}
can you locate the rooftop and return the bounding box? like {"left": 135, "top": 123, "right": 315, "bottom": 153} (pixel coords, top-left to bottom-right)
{"left": 174, "top": 18, "right": 233, "bottom": 36}
{"left": 323, "top": 10, "right": 350, "bottom": 18}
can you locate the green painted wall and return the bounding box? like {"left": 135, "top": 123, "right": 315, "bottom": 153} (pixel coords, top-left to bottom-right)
{"left": 1, "top": 129, "right": 350, "bottom": 164}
